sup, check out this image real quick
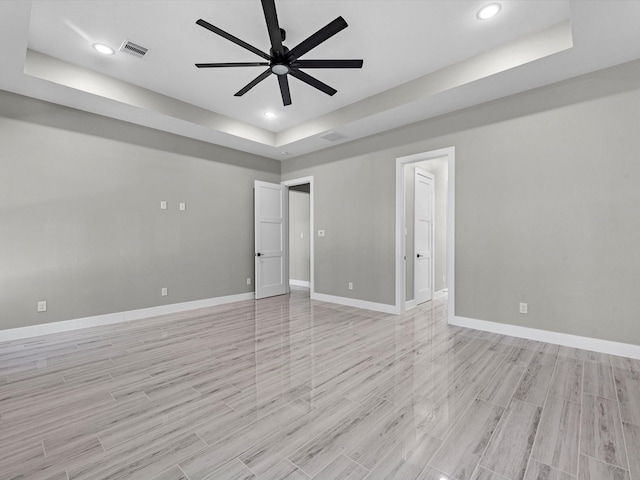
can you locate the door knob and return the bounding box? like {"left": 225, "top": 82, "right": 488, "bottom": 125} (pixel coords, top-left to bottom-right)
{"left": 256, "top": 252, "right": 262, "bottom": 257}
{"left": 417, "top": 253, "right": 423, "bottom": 258}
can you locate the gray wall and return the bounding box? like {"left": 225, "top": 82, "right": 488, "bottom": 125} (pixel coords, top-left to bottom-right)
{"left": 283, "top": 59, "right": 640, "bottom": 345}
{"left": 282, "top": 155, "right": 396, "bottom": 305}
{"left": 289, "top": 190, "right": 310, "bottom": 283}
{"left": 405, "top": 158, "right": 448, "bottom": 302}
{"left": 0, "top": 90, "right": 279, "bottom": 330}
{"left": 5, "top": 59, "right": 640, "bottom": 347}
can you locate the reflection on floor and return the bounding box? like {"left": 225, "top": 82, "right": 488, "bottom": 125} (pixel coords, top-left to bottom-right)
{"left": 0, "top": 290, "right": 639, "bottom": 480}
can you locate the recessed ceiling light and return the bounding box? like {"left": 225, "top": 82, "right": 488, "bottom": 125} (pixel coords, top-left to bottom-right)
{"left": 93, "top": 43, "right": 115, "bottom": 55}
{"left": 477, "top": 3, "right": 501, "bottom": 20}
{"left": 264, "top": 112, "right": 277, "bottom": 119}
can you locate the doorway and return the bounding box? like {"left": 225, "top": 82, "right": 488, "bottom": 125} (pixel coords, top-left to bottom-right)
{"left": 283, "top": 176, "right": 314, "bottom": 296}
{"left": 288, "top": 183, "right": 311, "bottom": 291}
{"left": 254, "top": 177, "right": 314, "bottom": 299}
{"left": 395, "top": 147, "right": 455, "bottom": 319}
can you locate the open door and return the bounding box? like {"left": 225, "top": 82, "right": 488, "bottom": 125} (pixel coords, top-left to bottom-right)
{"left": 414, "top": 169, "right": 434, "bottom": 304}
{"left": 254, "top": 181, "right": 288, "bottom": 299}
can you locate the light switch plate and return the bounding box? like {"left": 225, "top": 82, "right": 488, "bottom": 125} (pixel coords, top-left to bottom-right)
{"left": 318, "top": 230, "right": 325, "bottom": 237}
{"left": 160, "top": 201, "right": 167, "bottom": 210}
{"left": 179, "top": 203, "right": 186, "bottom": 211}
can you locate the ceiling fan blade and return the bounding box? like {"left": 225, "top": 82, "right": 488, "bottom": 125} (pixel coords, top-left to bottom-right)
{"left": 278, "top": 75, "right": 292, "bottom": 106}
{"left": 287, "top": 16, "right": 348, "bottom": 62}
{"left": 196, "top": 19, "right": 270, "bottom": 61}
{"left": 294, "top": 59, "right": 363, "bottom": 69}
{"left": 234, "top": 68, "right": 272, "bottom": 97}
{"left": 261, "top": 0, "right": 285, "bottom": 58}
{"left": 196, "top": 62, "right": 270, "bottom": 68}
{"left": 289, "top": 69, "right": 337, "bottom": 96}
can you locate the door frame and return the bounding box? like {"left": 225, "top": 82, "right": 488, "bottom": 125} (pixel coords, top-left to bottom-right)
{"left": 413, "top": 168, "right": 435, "bottom": 305}
{"left": 282, "top": 176, "right": 314, "bottom": 297}
{"left": 395, "top": 147, "right": 455, "bottom": 321}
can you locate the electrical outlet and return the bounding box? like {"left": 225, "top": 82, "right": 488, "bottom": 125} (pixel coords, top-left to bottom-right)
{"left": 161, "top": 287, "right": 168, "bottom": 297}
{"left": 519, "top": 303, "right": 528, "bottom": 314}
{"left": 160, "top": 201, "right": 167, "bottom": 210}
{"left": 37, "top": 300, "right": 47, "bottom": 312}
{"left": 348, "top": 282, "right": 353, "bottom": 290}
{"left": 247, "top": 277, "right": 252, "bottom": 285}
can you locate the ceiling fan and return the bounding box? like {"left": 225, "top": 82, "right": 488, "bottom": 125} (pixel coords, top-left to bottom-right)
{"left": 195, "top": 0, "right": 363, "bottom": 106}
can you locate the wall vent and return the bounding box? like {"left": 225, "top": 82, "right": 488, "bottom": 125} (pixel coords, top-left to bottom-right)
{"left": 120, "top": 40, "right": 149, "bottom": 58}
{"left": 320, "top": 132, "right": 348, "bottom": 142}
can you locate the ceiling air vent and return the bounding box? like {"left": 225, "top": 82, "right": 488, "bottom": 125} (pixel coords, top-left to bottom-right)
{"left": 320, "top": 132, "right": 348, "bottom": 142}
{"left": 120, "top": 40, "right": 149, "bottom": 58}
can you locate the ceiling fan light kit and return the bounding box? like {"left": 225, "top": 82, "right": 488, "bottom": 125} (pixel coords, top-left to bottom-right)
{"left": 195, "top": 0, "right": 363, "bottom": 106}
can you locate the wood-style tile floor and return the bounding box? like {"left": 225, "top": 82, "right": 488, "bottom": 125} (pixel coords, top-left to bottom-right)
{"left": 1, "top": 290, "right": 639, "bottom": 480}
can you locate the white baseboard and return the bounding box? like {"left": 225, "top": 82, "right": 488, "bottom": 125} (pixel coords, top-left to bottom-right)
{"left": 311, "top": 292, "right": 400, "bottom": 315}
{"left": 450, "top": 315, "right": 640, "bottom": 360}
{"left": 0, "top": 292, "right": 255, "bottom": 342}
{"left": 289, "top": 279, "right": 310, "bottom": 288}
{"left": 405, "top": 290, "right": 446, "bottom": 310}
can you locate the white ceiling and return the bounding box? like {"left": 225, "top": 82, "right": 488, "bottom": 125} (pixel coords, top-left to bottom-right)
{"left": 2, "top": 1, "right": 640, "bottom": 160}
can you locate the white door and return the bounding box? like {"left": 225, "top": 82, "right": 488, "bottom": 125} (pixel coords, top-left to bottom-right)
{"left": 414, "top": 169, "right": 434, "bottom": 304}
{"left": 254, "top": 181, "right": 288, "bottom": 299}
